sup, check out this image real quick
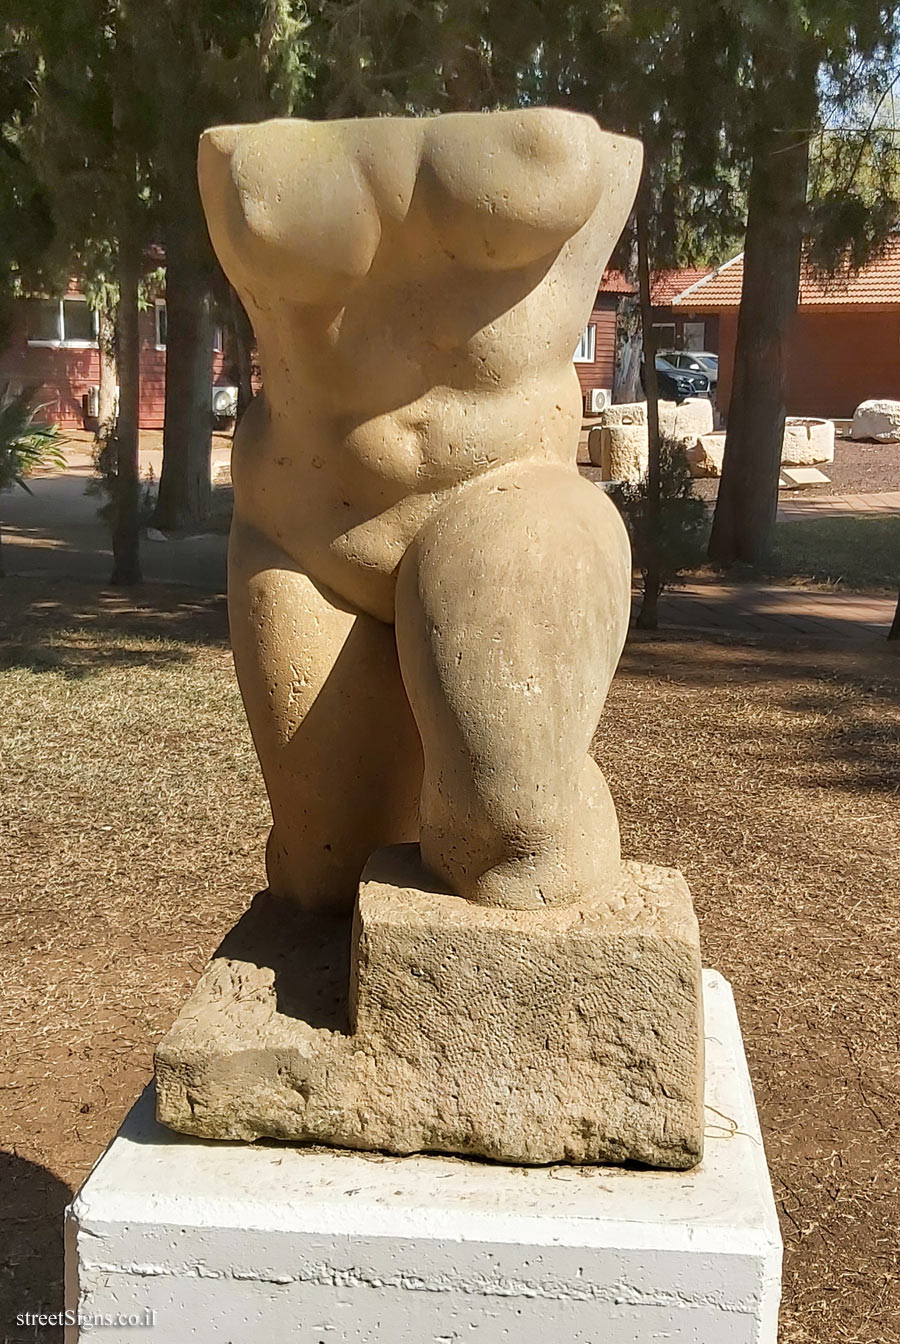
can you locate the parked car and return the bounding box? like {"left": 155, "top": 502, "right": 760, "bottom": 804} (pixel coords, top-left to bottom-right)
{"left": 660, "top": 350, "right": 718, "bottom": 392}
{"left": 641, "top": 355, "right": 711, "bottom": 402}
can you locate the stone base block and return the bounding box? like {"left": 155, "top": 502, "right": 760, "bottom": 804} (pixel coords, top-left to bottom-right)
{"left": 781, "top": 417, "right": 835, "bottom": 465}
{"left": 69, "top": 973, "right": 781, "bottom": 1344}
{"left": 156, "top": 846, "right": 704, "bottom": 1168}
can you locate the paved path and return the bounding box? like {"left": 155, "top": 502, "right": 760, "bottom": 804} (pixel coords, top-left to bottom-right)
{"left": 3, "top": 455, "right": 897, "bottom": 642}
{"left": 777, "top": 491, "right": 900, "bottom": 522}
{"left": 646, "top": 580, "right": 895, "bottom": 642}
{"left": 1, "top": 447, "right": 229, "bottom": 590}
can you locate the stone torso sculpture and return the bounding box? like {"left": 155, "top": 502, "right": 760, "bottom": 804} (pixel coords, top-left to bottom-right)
{"left": 199, "top": 109, "right": 641, "bottom": 913}
{"left": 157, "top": 111, "right": 705, "bottom": 1169}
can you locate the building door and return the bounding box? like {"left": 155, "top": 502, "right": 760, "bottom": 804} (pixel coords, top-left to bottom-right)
{"left": 683, "top": 321, "right": 706, "bottom": 351}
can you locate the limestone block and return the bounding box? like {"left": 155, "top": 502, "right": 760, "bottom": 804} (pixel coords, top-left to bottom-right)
{"left": 781, "top": 417, "right": 835, "bottom": 465}
{"left": 599, "top": 400, "right": 647, "bottom": 427}
{"left": 850, "top": 398, "right": 900, "bottom": 442}
{"left": 156, "top": 845, "right": 705, "bottom": 1169}
{"left": 587, "top": 424, "right": 604, "bottom": 466}
{"left": 596, "top": 400, "right": 713, "bottom": 480}
{"left": 686, "top": 419, "right": 834, "bottom": 478}
{"left": 658, "top": 396, "right": 714, "bottom": 440}
{"left": 599, "top": 399, "right": 712, "bottom": 440}
{"left": 686, "top": 433, "right": 725, "bottom": 477}
{"left": 599, "top": 423, "right": 649, "bottom": 481}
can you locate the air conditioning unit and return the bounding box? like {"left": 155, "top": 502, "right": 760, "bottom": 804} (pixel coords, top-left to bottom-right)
{"left": 211, "top": 384, "right": 238, "bottom": 421}
{"left": 82, "top": 385, "right": 119, "bottom": 423}
{"left": 588, "top": 387, "right": 612, "bottom": 414}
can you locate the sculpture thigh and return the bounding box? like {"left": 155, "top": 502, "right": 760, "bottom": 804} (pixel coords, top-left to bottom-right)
{"left": 395, "top": 462, "right": 631, "bottom": 909}
{"left": 229, "top": 518, "right": 423, "bottom": 914}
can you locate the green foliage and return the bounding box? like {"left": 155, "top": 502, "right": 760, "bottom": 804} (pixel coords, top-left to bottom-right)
{"left": 86, "top": 428, "right": 156, "bottom": 530}
{"left": 808, "top": 56, "right": 900, "bottom": 274}
{"left": 0, "top": 384, "right": 64, "bottom": 495}
{"left": 613, "top": 442, "right": 708, "bottom": 592}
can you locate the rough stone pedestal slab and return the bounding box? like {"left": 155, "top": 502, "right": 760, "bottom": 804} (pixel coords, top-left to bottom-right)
{"left": 67, "top": 973, "right": 782, "bottom": 1344}
{"left": 156, "top": 846, "right": 704, "bottom": 1168}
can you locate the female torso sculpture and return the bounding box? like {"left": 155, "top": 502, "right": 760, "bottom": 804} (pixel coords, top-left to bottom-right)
{"left": 199, "top": 109, "right": 642, "bottom": 913}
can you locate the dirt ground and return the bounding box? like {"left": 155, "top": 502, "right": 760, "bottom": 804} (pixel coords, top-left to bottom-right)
{"left": 1, "top": 579, "right": 899, "bottom": 1343}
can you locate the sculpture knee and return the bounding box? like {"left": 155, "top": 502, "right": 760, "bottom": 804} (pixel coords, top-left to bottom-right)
{"left": 395, "top": 464, "right": 630, "bottom": 906}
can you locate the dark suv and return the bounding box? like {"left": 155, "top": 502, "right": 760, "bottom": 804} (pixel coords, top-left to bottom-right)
{"left": 660, "top": 350, "right": 719, "bottom": 392}
{"left": 641, "top": 355, "right": 710, "bottom": 402}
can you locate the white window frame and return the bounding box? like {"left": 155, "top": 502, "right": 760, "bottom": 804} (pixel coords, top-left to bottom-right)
{"left": 26, "top": 296, "right": 98, "bottom": 349}
{"left": 155, "top": 301, "right": 225, "bottom": 354}
{"left": 573, "top": 323, "right": 597, "bottom": 363}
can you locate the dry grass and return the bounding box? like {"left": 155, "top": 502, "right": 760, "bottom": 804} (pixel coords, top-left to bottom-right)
{"left": 2, "top": 579, "right": 899, "bottom": 1343}
{"left": 595, "top": 635, "right": 900, "bottom": 1344}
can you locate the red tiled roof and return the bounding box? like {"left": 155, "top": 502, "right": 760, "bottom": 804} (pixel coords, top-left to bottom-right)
{"left": 650, "top": 268, "right": 712, "bottom": 304}
{"left": 597, "top": 266, "right": 713, "bottom": 301}
{"left": 598, "top": 269, "right": 634, "bottom": 294}
{"left": 672, "top": 237, "right": 900, "bottom": 308}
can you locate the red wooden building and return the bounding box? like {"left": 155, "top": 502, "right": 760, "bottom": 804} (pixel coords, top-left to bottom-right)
{"left": 5, "top": 262, "right": 745, "bottom": 429}
{"left": 573, "top": 267, "right": 718, "bottom": 411}
{"left": 0, "top": 282, "right": 229, "bottom": 429}
{"left": 573, "top": 271, "right": 632, "bottom": 407}
{"left": 672, "top": 239, "right": 900, "bottom": 419}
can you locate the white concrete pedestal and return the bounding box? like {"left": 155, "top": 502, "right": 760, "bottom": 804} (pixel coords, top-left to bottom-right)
{"left": 66, "top": 971, "right": 782, "bottom": 1343}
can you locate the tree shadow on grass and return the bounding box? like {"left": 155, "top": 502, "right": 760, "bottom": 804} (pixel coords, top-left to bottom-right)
{"left": 0, "top": 577, "right": 229, "bottom": 677}
{"left": 0, "top": 1152, "right": 72, "bottom": 1344}
{"left": 617, "top": 630, "right": 900, "bottom": 794}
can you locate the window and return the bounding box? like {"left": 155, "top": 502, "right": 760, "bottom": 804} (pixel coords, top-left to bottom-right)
{"left": 652, "top": 323, "right": 676, "bottom": 350}
{"left": 155, "top": 302, "right": 226, "bottom": 353}
{"left": 25, "top": 296, "right": 98, "bottom": 347}
{"left": 62, "top": 299, "right": 94, "bottom": 344}
{"left": 683, "top": 321, "right": 706, "bottom": 351}
{"left": 25, "top": 299, "right": 60, "bottom": 343}
{"left": 573, "top": 324, "right": 596, "bottom": 363}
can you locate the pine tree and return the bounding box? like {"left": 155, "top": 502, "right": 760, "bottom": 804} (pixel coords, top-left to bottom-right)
{"left": 707, "top": 2, "right": 900, "bottom": 566}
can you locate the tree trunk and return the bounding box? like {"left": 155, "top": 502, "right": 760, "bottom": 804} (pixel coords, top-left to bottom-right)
{"left": 228, "top": 285, "right": 254, "bottom": 423}
{"left": 96, "top": 303, "right": 118, "bottom": 441}
{"left": 708, "top": 49, "right": 817, "bottom": 567}
{"left": 888, "top": 589, "right": 900, "bottom": 642}
{"left": 0, "top": 522, "right": 5, "bottom": 578}
{"left": 111, "top": 188, "right": 142, "bottom": 587}
{"left": 635, "top": 181, "right": 661, "bottom": 630}
{"left": 613, "top": 221, "right": 642, "bottom": 404}
{"left": 153, "top": 226, "right": 212, "bottom": 530}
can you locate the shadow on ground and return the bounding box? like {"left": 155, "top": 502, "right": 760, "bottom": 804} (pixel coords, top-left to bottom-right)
{"left": 0, "top": 1152, "right": 72, "bottom": 1344}
{"left": 618, "top": 629, "right": 900, "bottom": 795}
{"left": 0, "top": 577, "right": 229, "bottom": 675}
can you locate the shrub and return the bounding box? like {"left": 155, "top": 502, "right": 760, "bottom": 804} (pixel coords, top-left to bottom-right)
{"left": 611, "top": 439, "right": 707, "bottom": 592}
{"left": 0, "top": 384, "right": 64, "bottom": 496}
{"left": 0, "top": 384, "right": 65, "bottom": 576}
